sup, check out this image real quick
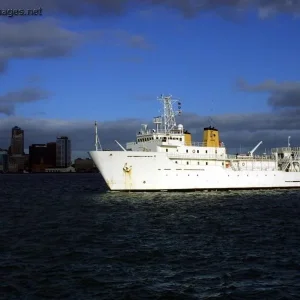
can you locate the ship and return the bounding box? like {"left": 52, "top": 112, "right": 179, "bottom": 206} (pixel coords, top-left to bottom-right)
{"left": 89, "top": 95, "right": 300, "bottom": 191}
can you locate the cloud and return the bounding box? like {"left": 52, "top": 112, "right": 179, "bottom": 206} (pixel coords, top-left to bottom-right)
{"left": 0, "top": 18, "right": 80, "bottom": 72}
{"left": 0, "top": 103, "right": 14, "bottom": 116}
{"left": 0, "top": 87, "right": 51, "bottom": 115}
{"left": 98, "top": 30, "right": 152, "bottom": 49}
{"left": 128, "top": 35, "right": 152, "bottom": 49}
{"left": 0, "top": 107, "right": 299, "bottom": 156}
{"left": 237, "top": 79, "right": 300, "bottom": 109}
{"left": 256, "top": 0, "right": 300, "bottom": 19}
{"left": 0, "top": 117, "right": 143, "bottom": 153}
{"left": 1, "top": 0, "right": 300, "bottom": 18}
{"left": 0, "top": 19, "right": 151, "bottom": 73}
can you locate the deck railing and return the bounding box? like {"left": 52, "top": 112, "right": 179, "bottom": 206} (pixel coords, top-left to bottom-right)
{"left": 167, "top": 153, "right": 226, "bottom": 160}
{"left": 271, "top": 147, "right": 300, "bottom": 153}
{"left": 167, "top": 153, "right": 275, "bottom": 161}
{"left": 227, "top": 154, "right": 274, "bottom": 160}
{"left": 137, "top": 129, "right": 184, "bottom": 135}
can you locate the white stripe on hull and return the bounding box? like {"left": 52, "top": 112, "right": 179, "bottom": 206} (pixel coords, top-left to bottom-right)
{"left": 89, "top": 151, "right": 300, "bottom": 191}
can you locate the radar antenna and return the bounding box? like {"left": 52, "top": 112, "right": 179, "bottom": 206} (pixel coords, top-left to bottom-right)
{"left": 157, "top": 94, "right": 182, "bottom": 133}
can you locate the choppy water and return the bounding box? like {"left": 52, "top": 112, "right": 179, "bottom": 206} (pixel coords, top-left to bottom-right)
{"left": 1, "top": 174, "right": 300, "bottom": 299}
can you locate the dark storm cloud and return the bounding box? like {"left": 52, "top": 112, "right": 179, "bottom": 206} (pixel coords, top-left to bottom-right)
{"left": 0, "top": 117, "right": 143, "bottom": 151}
{"left": 237, "top": 79, "right": 300, "bottom": 109}
{"left": 0, "top": 87, "right": 51, "bottom": 115}
{"left": 2, "top": 0, "right": 300, "bottom": 18}
{"left": 0, "top": 109, "right": 299, "bottom": 153}
{"left": 269, "top": 90, "right": 300, "bottom": 109}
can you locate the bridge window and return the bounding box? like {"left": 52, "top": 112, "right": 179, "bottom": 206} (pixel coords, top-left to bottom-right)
{"left": 180, "top": 138, "right": 182, "bottom": 141}
{"left": 206, "top": 162, "right": 208, "bottom": 165}
{"left": 186, "top": 149, "right": 188, "bottom": 153}
{"left": 197, "top": 150, "right": 199, "bottom": 153}
{"left": 187, "top": 162, "right": 189, "bottom": 165}
{"left": 205, "top": 150, "right": 208, "bottom": 153}
{"left": 166, "top": 149, "right": 168, "bottom": 152}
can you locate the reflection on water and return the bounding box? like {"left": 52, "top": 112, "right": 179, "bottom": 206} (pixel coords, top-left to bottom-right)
{"left": 1, "top": 174, "right": 300, "bottom": 299}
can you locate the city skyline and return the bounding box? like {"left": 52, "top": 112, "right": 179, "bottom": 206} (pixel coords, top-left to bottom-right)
{"left": 0, "top": 125, "right": 78, "bottom": 172}
{"left": 0, "top": 1, "right": 300, "bottom": 155}
{"left": 0, "top": 125, "right": 83, "bottom": 160}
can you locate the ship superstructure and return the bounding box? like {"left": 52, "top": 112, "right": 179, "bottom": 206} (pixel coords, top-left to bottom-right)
{"left": 89, "top": 95, "right": 300, "bottom": 191}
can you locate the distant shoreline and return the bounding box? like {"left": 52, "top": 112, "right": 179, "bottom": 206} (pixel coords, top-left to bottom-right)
{"left": 1, "top": 172, "right": 99, "bottom": 174}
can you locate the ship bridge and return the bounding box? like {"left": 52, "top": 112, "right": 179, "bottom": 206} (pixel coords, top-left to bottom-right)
{"left": 126, "top": 95, "right": 225, "bottom": 154}
{"left": 135, "top": 123, "right": 186, "bottom": 144}
{"left": 126, "top": 123, "right": 187, "bottom": 151}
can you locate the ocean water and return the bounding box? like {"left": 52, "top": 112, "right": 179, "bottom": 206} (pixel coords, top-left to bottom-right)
{"left": 1, "top": 174, "right": 300, "bottom": 300}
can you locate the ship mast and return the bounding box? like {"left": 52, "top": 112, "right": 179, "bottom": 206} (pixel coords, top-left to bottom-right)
{"left": 94, "top": 121, "right": 102, "bottom": 151}
{"left": 157, "top": 94, "right": 182, "bottom": 133}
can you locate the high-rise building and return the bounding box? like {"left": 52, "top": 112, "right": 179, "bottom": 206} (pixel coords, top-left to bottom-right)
{"left": 56, "top": 136, "right": 71, "bottom": 168}
{"left": 29, "top": 144, "right": 47, "bottom": 172}
{"left": 29, "top": 143, "right": 57, "bottom": 172}
{"left": 0, "top": 150, "right": 9, "bottom": 173}
{"left": 46, "top": 142, "right": 56, "bottom": 167}
{"left": 11, "top": 126, "right": 24, "bottom": 155}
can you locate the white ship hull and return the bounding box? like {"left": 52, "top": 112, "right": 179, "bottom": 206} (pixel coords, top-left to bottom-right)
{"left": 89, "top": 151, "right": 300, "bottom": 191}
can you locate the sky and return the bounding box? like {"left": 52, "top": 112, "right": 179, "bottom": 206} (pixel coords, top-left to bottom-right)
{"left": 1, "top": 0, "right": 300, "bottom": 158}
